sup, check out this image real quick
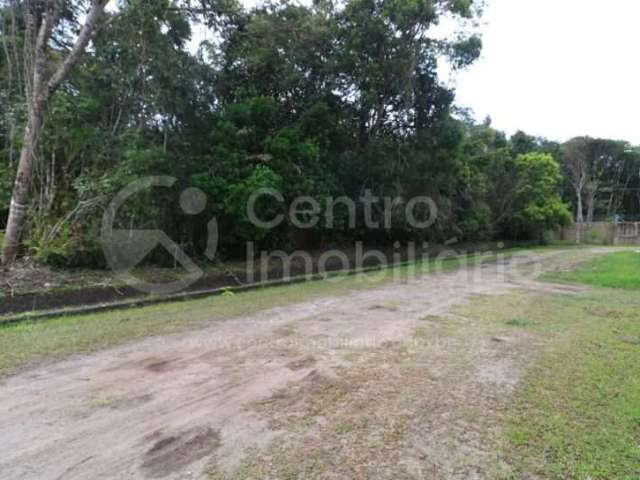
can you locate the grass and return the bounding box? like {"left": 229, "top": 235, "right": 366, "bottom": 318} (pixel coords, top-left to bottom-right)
{"left": 0, "top": 244, "right": 596, "bottom": 376}
{"left": 0, "top": 250, "right": 506, "bottom": 376}
{"left": 507, "top": 293, "right": 640, "bottom": 479}
{"left": 546, "top": 250, "right": 640, "bottom": 289}
{"left": 504, "top": 317, "right": 537, "bottom": 327}
{"left": 456, "top": 252, "right": 640, "bottom": 479}
{"left": 0, "top": 270, "right": 363, "bottom": 375}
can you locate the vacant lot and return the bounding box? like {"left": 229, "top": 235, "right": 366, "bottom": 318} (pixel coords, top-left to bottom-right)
{"left": 1, "top": 247, "right": 638, "bottom": 479}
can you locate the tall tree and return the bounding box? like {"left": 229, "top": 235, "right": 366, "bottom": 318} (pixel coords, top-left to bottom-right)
{"left": 561, "top": 137, "right": 589, "bottom": 241}
{"left": 561, "top": 137, "right": 632, "bottom": 236}
{"left": 1, "top": 0, "right": 109, "bottom": 265}
{"left": 583, "top": 138, "right": 628, "bottom": 223}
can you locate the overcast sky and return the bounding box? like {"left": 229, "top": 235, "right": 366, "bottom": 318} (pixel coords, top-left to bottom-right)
{"left": 194, "top": 0, "right": 640, "bottom": 144}
{"left": 451, "top": 0, "right": 640, "bottom": 144}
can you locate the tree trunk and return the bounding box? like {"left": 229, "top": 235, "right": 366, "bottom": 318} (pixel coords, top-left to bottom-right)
{"left": 575, "top": 187, "right": 584, "bottom": 243}
{"left": 586, "top": 193, "right": 596, "bottom": 224}
{"left": 1, "top": 98, "right": 45, "bottom": 265}
{"left": 606, "top": 191, "right": 615, "bottom": 219}
{"left": 0, "top": 0, "right": 108, "bottom": 266}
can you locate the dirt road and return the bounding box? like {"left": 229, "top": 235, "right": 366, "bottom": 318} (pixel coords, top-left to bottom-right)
{"left": 0, "top": 248, "right": 614, "bottom": 479}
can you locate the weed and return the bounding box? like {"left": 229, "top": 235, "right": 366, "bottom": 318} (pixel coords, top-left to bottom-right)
{"left": 505, "top": 317, "right": 536, "bottom": 327}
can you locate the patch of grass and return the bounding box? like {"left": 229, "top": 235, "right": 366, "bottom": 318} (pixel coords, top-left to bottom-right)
{"left": 0, "top": 271, "right": 361, "bottom": 375}
{"left": 88, "top": 394, "right": 125, "bottom": 409}
{"left": 546, "top": 250, "right": 640, "bottom": 289}
{"left": 459, "top": 290, "right": 640, "bottom": 479}
{"left": 456, "top": 291, "right": 568, "bottom": 335}
{"left": 0, "top": 251, "right": 507, "bottom": 376}
{"left": 505, "top": 317, "right": 536, "bottom": 328}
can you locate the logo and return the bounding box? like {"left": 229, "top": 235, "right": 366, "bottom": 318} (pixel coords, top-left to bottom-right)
{"left": 101, "top": 176, "right": 218, "bottom": 294}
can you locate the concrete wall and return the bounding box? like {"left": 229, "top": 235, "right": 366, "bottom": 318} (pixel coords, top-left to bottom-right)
{"left": 614, "top": 222, "right": 640, "bottom": 245}
{"left": 557, "top": 222, "right": 616, "bottom": 244}
{"left": 555, "top": 222, "right": 640, "bottom": 245}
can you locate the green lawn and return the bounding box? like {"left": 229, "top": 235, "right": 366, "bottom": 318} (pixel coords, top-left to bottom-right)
{"left": 547, "top": 250, "right": 640, "bottom": 289}
{"left": 508, "top": 293, "right": 640, "bottom": 479}
{"left": 469, "top": 250, "right": 640, "bottom": 479}
{"left": 458, "top": 287, "right": 640, "bottom": 479}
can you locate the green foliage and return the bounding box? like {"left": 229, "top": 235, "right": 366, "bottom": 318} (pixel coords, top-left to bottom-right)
{"left": 24, "top": 223, "right": 104, "bottom": 268}
{"left": 455, "top": 125, "right": 570, "bottom": 241}
{"left": 560, "top": 137, "right": 640, "bottom": 222}
{"left": 224, "top": 165, "right": 284, "bottom": 243}
{"left": 511, "top": 153, "right": 572, "bottom": 238}
{"left": 2, "top": 0, "right": 635, "bottom": 268}
{"left": 0, "top": 164, "right": 12, "bottom": 217}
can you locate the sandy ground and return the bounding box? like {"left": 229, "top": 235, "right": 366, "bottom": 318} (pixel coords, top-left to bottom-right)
{"left": 0, "top": 248, "right": 615, "bottom": 479}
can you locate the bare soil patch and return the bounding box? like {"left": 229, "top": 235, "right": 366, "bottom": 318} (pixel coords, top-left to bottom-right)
{"left": 141, "top": 427, "right": 221, "bottom": 478}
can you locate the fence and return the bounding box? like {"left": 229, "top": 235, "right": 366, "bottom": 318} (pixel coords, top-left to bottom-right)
{"left": 556, "top": 222, "right": 640, "bottom": 245}
{"left": 614, "top": 222, "right": 640, "bottom": 245}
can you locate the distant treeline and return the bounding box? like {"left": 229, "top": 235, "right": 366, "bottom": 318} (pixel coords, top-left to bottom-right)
{"left": 1, "top": 0, "right": 638, "bottom": 267}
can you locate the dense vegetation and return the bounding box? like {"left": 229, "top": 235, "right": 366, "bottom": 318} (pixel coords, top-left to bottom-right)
{"left": 1, "top": 0, "right": 639, "bottom": 268}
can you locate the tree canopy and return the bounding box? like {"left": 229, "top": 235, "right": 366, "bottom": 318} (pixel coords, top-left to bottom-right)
{"left": 0, "top": 0, "right": 636, "bottom": 267}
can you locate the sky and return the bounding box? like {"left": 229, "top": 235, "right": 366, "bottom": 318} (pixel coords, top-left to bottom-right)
{"left": 191, "top": 0, "right": 640, "bottom": 144}
{"left": 451, "top": 0, "right": 640, "bottom": 144}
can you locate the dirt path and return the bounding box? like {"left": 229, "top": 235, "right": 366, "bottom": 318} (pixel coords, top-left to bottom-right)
{"left": 0, "top": 248, "right": 617, "bottom": 479}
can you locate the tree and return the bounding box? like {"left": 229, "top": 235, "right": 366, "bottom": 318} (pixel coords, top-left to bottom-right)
{"left": 561, "top": 137, "right": 590, "bottom": 241}
{"left": 583, "top": 139, "right": 631, "bottom": 223}
{"left": 1, "top": 0, "right": 109, "bottom": 265}
{"left": 511, "top": 152, "right": 571, "bottom": 239}
{"left": 214, "top": 0, "right": 483, "bottom": 244}
{"left": 602, "top": 147, "right": 639, "bottom": 218}
{"left": 561, "top": 137, "right": 632, "bottom": 241}
{"left": 0, "top": 0, "right": 239, "bottom": 265}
